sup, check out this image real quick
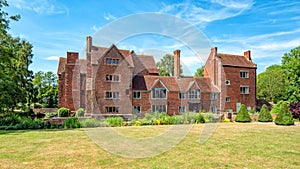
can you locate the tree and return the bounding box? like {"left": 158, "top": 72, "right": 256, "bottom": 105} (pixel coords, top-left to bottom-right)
{"left": 32, "top": 71, "right": 58, "bottom": 108}
{"left": 282, "top": 46, "right": 300, "bottom": 102}
{"left": 156, "top": 54, "right": 182, "bottom": 76}
{"left": 275, "top": 101, "right": 294, "bottom": 125}
{"left": 289, "top": 102, "right": 300, "bottom": 120}
{"left": 257, "top": 65, "right": 287, "bottom": 103}
{"left": 258, "top": 104, "right": 273, "bottom": 122}
{"left": 235, "top": 104, "right": 251, "bottom": 122}
{"left": 0, "top": 1, "right": 34, "bottom": 113}
{"left": 194, "top": 66, "right": 204, "bottom": 77}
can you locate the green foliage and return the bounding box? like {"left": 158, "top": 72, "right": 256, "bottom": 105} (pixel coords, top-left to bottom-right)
{"left": 76, "top": 108, "right": 85, "bottom": 117}
{"left": 257, "top": 65, "right": 287, "bottom": 103}
{"left": 80, "top": 118, "right": 100, "bottom": 128}
{"left": 204, "top": 113, "right": 215, "bottom": 122}
{"left": 0, "top": 1, "right": 34, "bottom": 113}
{"left": 282, "top": 46, "right": 300, "bottom": 102}
{"left": 196, "top": 113, "right": 205, "bottom": 123}
{"left": 105, "top": 117, "right": 123, "bottom": 127}
{"left": 275, "top": 101, "right": 294, "bottom": 126}
{"left": 62, "top": 117, "right": 81, "bottom": 128}
{"left": 57, "top": 108, "right": 70, "bottom": 117}
{"left": 32, "top": 71, "right": 58, "bottom": 108}
{"left": 156, "top": 53, "right": 183, "bottom": 76}
{"left": 235, "top": 104, "right": 251, "bottom": 122}
{"left": 258, "top": 104, "right": 273, "bottom": 122}
{"left": 0, "top": 114, "right": 44, "bottom": 130}
{"left": 45, "top": 112, "right": 56, "bottom": 118}
{"left": 249, "top": 109, "right": 256, "bottom": 114}
{"left": 270, "top": 101, "right": 283, "bottom": 114}
{"left": 194, "top": 66, "right": 204, "bottom": 77}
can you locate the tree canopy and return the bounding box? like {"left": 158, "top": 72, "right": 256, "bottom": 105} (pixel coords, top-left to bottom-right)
{"left": 194, "top": 66, "right": 204, "bottom": 77}
{"left": 0, "top": 0, "right": 34, "bottom": 113}
{"left": 156, "top": 53, "right": 182, "bottom": 76}
{"left": 32, "top": 71, "right": 58, "bottom": 108}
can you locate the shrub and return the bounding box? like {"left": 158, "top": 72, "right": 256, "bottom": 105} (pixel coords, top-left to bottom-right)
{"left": 275, "top": 101, "right": 294, "bottom": 126}
{"left": 204, "top": 113, "right": 215, "bottom": 122}
{"left": 258, "top": 104, "right": 273, "bottom": 122}
{"left": 289, "top": 102, "right": 300, "bottom": 120}
{"left": 270, "top": 101, "right": 283, "bottom": 114}
{"left": 196, "top": 113, "right": 205, "bottom": 123}
{"left": 58, "top": 108, "right": 70, "bottom": 117}
{"left": 80, "top": 118, "right": 100, "bottom": 128}
{"left": 106, "top": 117, "right": 123, "bottom": 127}
{"left": 249, "top": 109, "right": 256, "bottom": 114}
{"left": 76, "top": 108, "right": 85, "bottom": 117}
{"left": 45, "top": 112, "right": 56, "bottom": 118}
{"left": 62, "top": 117, "right": 81, "bottom": 128}
{"left": 235, "top": 104, "right": 251, "bottom": 122}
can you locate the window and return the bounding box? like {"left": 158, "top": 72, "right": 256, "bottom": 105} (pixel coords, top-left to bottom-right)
{"left": 240, "top": 70, "right": 249, "bottom": 78}
{"left": 179, "top": 106, "right": 185, "bottom": 114}
{"left": 105, "top": 92, "right": 119, "bottom": 99}
{"left": 225, "top": 80, "right": 230, "bottom": 85}
{"left": 105, "top": 107, "right": 119, "bottom": 113}
{"left": 211, "top": 106, "right": 217, "bottom": 113}
{"left": 133, "top": 106, "right": 141, "bottom": 114}
{"left": 188, "top": 89, "right": 200, "bottom": 99}
{"left": 133, "top": 91, "right": 141, "bottom": 99}
{"left": 152, "top": 105, "right": 166, "bottom": 113}
{"left": 247, "top": 106, "right": 251, "bottom": 111}
{"left": 106, "top": 74, "right": 120, "bottom": 82}
{"left": 226, "top": 97, "right": 230, "bottom": 102}
{"left": 152, "top": 88, "right": 167, "bottom": 99}
{"left": 240, "top": 86, "right": 249, "bottom": 94}
{"left": 106, "top": 58, "right": 119, "bottom": 65}
{"left": 179, "top": 92, "right": 185, "bottom": 100}
{"left": 210, "top": 93, "right": 217, "bottom": 100}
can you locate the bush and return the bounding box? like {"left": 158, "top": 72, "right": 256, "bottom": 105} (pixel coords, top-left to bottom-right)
{"left": 258, "top": 104, "right": 273, "bottom": 122}
{"left": 76, "top": 108, "right": 85, "bottom": 117}
{"left": 106, "top": 117, "right": 123, "bottom": 127}
{"left": 58, "top": 108, "right": 70, "bottom": 117}
{"left": 204, "top": 113, "right": 215, "bottom": 122}
{"left": 45, "top": 112, "right": 56, "bottom": 118}
{"left": 270, "top": 101, "right": 283, "bottom": 114}
{"left": 80, "top": 118, "right": 100, "bottom": 128}
{"left": 249, "top": 109, "right": 256, "bottom": 114}
{"left": 196, "top": 113, "right": 205, "bottom": 123}
{"left": 0, "top": 114, "right": 44, "bottom": 130}
{"left": 275, "top": 101, "right": 294, "bottom": 126}
{"left": 62, "top": 117, "right": 81, "bottom": 128}
{"left": 235, "top": 104, "right": 251, "bottom": 122}
{"left": 289, "top": 102, "right": 300, "bottom": 120}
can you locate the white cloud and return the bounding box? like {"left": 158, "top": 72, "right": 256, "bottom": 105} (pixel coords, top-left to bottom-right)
{"left": 159, "top": 0, "right": 253, "bottom": 26}
{"left": 103, "top": 13, "right": 117, "bottom": 21}
{"left": 45, "top": 56, "right": 60, "bottom": 61}
{"left": 10, "top": 0, "right": 69, "bottom": 15}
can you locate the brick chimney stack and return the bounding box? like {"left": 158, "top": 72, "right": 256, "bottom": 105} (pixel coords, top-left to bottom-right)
{"left": 174, "top": 49, "right": 181, "bottom": 78}
{"left": 244, "top": 50, "right": 251, "bottom": 61}
{"left": 86, "top": 36, "right": 92, "bottom": 53}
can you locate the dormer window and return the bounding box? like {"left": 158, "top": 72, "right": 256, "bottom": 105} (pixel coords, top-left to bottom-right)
{"left": 152, "top": 88, "right": 167, "bottom": 99}
{"left": 106, "top": 58, "right": 119, "bottom": 65}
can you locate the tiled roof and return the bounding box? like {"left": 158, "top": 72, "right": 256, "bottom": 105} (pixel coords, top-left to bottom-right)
{"left": 133, "top": 75, "right": 218, "bottom": 93}
{"left": 132, "top": 54, "right": 158, "bottom": 75}
{"left": 218, "top": 53, "right": 256, "bottom": 68}
{"left": 57, "top": 57, "right": 67, "bottom": 74}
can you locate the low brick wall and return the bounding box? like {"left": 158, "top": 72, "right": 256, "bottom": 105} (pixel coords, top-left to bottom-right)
{"left": 34, "top": 108, "right": 58, "bottom": 114}
{"left": 43, "top": 117, "right": 67, "bottom": 125}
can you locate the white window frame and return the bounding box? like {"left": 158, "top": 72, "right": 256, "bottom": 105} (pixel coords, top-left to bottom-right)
{"left": 106, "top": 58, "right": 119, "bottom": 65}
{"left": 152, "top": 105, "right": 167, "bottom": 113}
{"left": 133, "top": 106, "right": 141, "bottom": 114}
{"left": 105, "top": 91, "right": 120, "bottom": 99}
{"left": 152, "top": 88, "right": 167, "bottom": 99}
{"left": 188, "top": 89, "right": 201, "bottom": 99}
{"left": 225, "top": 97, "right": 230, "bottom": 102}
{"left": 178, "top": 106, "right": 186, "bottom": 114}
{"left": 133, "top": 91, "right": 141, "bottom": 99}
{"left": 105, "top": 107, "right": 119, "bottom": 113}
{"left": 210, "top": 93, "right": 217, "bottom": 100}
{"left": 240, "top": 86, "right": 249, "bottom": 94}
{"left": 240, "top": 70, "right": 249, "bottom": 78}
{"left": 105, "top": 74, "right": 120, "bottom": 82}
{"left": 179, "top": 92, "right": 185, "bottom": 100}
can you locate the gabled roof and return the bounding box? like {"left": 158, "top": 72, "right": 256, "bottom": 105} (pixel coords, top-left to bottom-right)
{"left": 218, "top": 53, "right": 256, "bottom": 68}
{"left": 57, "top": 57, "right": 67, "bottom": 74}
{"left": 96, "top": 44, "right": 132, "bottom": 67}
{"left": 133, "top": 75, "right": 218, "bottom": 93}
{"left": 132, "top": 54, "right": 158, "bottom": 75}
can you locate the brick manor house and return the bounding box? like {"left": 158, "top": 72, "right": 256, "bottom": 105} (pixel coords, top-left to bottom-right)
{"left": 57, "top": 36, "right": 256, "bottom": 118}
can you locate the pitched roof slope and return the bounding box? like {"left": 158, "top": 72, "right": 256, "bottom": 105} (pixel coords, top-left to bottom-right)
{"left": 218, "top": 53, "right": 256, "bottom": 68}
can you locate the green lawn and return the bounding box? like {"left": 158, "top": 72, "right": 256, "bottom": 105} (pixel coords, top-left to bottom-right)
{"left": 0, "top": 123, "right": 299, "bottom": 169}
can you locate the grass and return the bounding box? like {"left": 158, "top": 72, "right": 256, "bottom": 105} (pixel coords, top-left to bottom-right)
{"left": 0, "top": 123, "right": 299, "bottom": 169}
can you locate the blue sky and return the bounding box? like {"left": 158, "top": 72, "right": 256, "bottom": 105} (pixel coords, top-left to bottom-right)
{"left": 5, "top": 0, "right": 300, "bottom": 75}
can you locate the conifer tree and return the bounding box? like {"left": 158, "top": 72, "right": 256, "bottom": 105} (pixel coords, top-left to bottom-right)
{"left": 275, "top": 101, "right": 294, "bottom": 125}
{"left": 235, "top": 104, "right": 251, "bottom": 122}
{"left": 258, "top": 104, "right": 273, "bottom": 122}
